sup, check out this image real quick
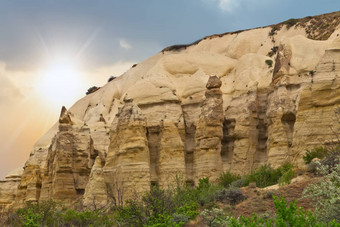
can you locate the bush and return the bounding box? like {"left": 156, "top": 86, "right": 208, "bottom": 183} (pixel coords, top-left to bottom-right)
{"left": 200, "top": 196, "right": 323, "bottom": 227}
{"left": 171, "top": 213, "right": 189, "bottom": 225}
{"left": 265, "top": 59, "right": 273, "bottom": 67}
{"left": 86, "top": 86, "right": 100, "bottom": 95}
{"left": 244, "top": 165, "right": 281, "bottom": 188}
{"left": 303, "top": 147, "right": 329, "bottom": 164}
{"left": 107, "top": 76, "right": 116, "bottom": 82}
{"left": 284, "top": 18, "right": 298, "bottom": 29}
{"left": 9, "top": 200, "right": 115, "bottom": 227}
{"left": 320, "top": 147, "right": 340, "bottom": 171}
{"left": 278, "top": 168, "right": 295, "bottom": 186}
{"left": 116, "top": 183, "right": 201, "bottom": 226}
{"left": 196, "top": 178, "right": 219, "bottom": 207}
{"left": 216, "top": 187, "right": 246, "bottom": 205}
{"left": 201, "top": 208, "right": 232, "bottom": 227}
{"left": 218, "top": 171, "right": 241, "bottom": 188}
{"left": 244, "top": 163, "right": 294, "bottom": 188}
{"left": 303, "top": 163, "right": 340, "bottom": 223}
{"left": 230, "top": 178, "right": 246, "bottom": 188}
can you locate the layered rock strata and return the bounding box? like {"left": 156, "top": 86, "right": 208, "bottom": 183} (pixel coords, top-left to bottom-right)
{"left": 1, "top": 12, "right": 340, "bottom": 210}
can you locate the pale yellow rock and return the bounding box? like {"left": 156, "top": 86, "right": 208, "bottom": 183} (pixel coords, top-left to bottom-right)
{"left": 3, "top": 13, "right": 340, "bottom": 210}
{"left": 0, "top": 168, "right": 23, "bottom": 211}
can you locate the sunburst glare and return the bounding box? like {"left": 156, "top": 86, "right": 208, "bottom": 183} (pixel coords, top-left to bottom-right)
{"left": 37, "top": 57, "right": 85, "bottom": 109}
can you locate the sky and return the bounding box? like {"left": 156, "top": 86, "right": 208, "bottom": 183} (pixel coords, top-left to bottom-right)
{"left": 0, "top": 0, "right": 339, "bottom": 179}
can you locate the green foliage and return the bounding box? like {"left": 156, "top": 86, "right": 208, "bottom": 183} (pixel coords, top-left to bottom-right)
{"left": 216, "top": 187, "right": 246, "bottom": 205}
{"left": 278, "top": 168, "right": 295, "bottom": 186}
{"left": 201, "top": 208, "right": 232, "bottom": 227}
{"left": 115, "top": 182, "right": 202, "bottom": 226}
{"left": 10, "top": 200, "right": 115, "bottom": 227}
{"left": 230, "top": 178, "right": 246, "bottom": 188}
{"left": 243, "top": 163, "right": 295, "bottom": 188}
{"left": 303, "top": 147, "right": 329, "bottom": 164}
{"left": 200, "top": 196, "right": 331, "bottom": 227}
{"left": 284, "top": 18, "right": 299, "bottom": 29}
{"left": 273, "top": 196, "right": 317, "bottom": 226}
{"left": 303, "top": 163, "right": 340, "bottom": 223}
{"left": 218, "top": 171, "right": 241, "bottom": 188}
{"left": 265, "top": 59, "right": 273, "bottom": 67}
{"left": 86, "top": 86, "right": 100, "bottom": 95}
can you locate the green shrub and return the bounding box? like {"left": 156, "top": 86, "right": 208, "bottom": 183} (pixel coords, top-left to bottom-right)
{"left": 201, "top": 208, "right": 232, "bottom": 227}
{"left": 171, "top": 213, "right": 189, "bottom": 226}
{"left": 230, "top": 178, "right": 245, "bottom": 188}
{"left": 303, "top": 163, "right": 340, "bottom": 223}
{"left": 265, "top": 59, "right": 273, "bottom": 67}
{"left": 278, "top": 168, "right": 295, "bottom": 186}
{"left": 284, "top": 18, "right": 298, "bottom": 29}
{"left": 218, "top": 171, "right": 241, "bottom": 188}
{"left": 216, "top": 187, "right": 246, "bottom": 205}
{"left": 116, "top": 183, "right": 201, "bottom": 226}
{"left": 320, "top": 147, "right": 340, "bottom": 170}
{"left": 86, "top": 86, "right": 100, "bottom": 95}
{"left": 244, "top": 165, "right": 281, "bottom": 188}
{"left": 200, "top": 196, "right": 323, "bottom": 227}
{"left": 273, "top": 196, "right": 318, "bottom": 226}
{"left": 244, "top": 163, "right": 294, "bottom": 188}
{"left": 303, "top": 147, "right": 329, "bottom": 164}
{"left": 9, "top": 200, "right": 115, "bottom": 227}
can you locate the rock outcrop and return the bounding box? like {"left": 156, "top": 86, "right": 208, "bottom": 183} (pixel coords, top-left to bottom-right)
{"left": 2, "top": 11, "right": 340, "bottom": 210}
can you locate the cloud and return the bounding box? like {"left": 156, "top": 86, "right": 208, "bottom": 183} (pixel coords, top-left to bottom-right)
{"left": 119, "top": 39, "right": 132, "bottom": 50}
{"left": 0, "top": 64, "right": 25, "bottom": 105}
{"left": 205, "top": 0, "right": 273, "bottom": 13}
{"left": 218, "top": 0, "right": 239, "bottom": 12}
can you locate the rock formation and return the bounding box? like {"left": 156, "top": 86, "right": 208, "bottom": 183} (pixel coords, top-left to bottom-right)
{"left": 2, "top": 11, "right": 340, "bottom": 210}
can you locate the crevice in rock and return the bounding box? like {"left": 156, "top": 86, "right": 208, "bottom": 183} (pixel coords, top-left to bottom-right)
{"left": 253, "top": 92, "right": 269, "bottom": 168}
{"left": 281, "top": 112, "right": 296, "bottom": 148}
{"left": 221, "top": 119, "right": 236, "bottom": 170}
{"left": 181, "top": 102, "right": 201, "bottom": 185}
{"left": 147, "top": 126, "right": 161, "bottom": 183}
{"left": 184, "top": 123, "right": 195, "bottom": 184}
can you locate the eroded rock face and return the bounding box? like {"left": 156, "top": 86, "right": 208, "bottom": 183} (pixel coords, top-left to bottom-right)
{"left": 194, "top": 76, "right": 224, "bottom": 183}
{"left": 0, "top": 168, "right": 23, "bottom": 211}
{"left": 3, "top": 12, "right": 340, "bottom": 210}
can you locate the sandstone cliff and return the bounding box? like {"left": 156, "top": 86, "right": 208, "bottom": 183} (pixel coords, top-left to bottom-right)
{"left": 1, "top": 11, "right": 340, "bottom": 210}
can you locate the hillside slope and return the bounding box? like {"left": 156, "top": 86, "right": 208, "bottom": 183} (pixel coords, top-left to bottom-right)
{"left": 1, "top": 11, "right": 340, "bottom": 211}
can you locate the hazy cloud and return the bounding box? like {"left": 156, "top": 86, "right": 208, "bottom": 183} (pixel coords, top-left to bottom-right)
{"left": 0, "top": 66, "right": 24, "bottom": 105}
{"left": 204, "top": 0, "right": 277, "bottom": 12}
{"left": 218, "top": 0, "right": 240, "bottom": 12}
{"left": 119, "top": 39, "right": 132, "bottom": 50}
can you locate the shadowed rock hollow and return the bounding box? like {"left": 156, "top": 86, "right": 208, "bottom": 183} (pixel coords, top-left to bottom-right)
{"left": 2, "top": 11, "right": 340, "bottom": 211}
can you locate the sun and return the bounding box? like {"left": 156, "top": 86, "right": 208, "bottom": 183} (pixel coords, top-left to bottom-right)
{"left": 38, "top": 58, "right": 85, "bottom": 109}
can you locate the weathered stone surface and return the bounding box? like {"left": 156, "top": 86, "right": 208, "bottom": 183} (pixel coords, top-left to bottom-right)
{"left": 158, "top": 120, "right": 186, "bottom": 187}
{"left": 3, "top": 12, "right": 340, "bottom": 210}
{"left": 194, "top": 76, "right": 224, "bottom": 183}
{"left": 0, "top": 168, "right": 23, "bottom": 211}
{"left": 103, "top": 101, "right": 150, "bottom": 203}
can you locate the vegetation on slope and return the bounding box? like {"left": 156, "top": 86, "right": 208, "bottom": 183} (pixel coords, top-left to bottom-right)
{"left": 2, "top": 150, "right": 340, "bottom": 226}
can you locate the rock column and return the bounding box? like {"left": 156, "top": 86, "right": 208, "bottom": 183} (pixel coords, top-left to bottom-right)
{"left": 193, "top": 76, "right": 224, "bottom": 184}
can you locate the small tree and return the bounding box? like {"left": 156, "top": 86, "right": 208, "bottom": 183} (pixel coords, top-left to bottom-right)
{"left": 86, "top": 86, "right": 100, "bottom": 95}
